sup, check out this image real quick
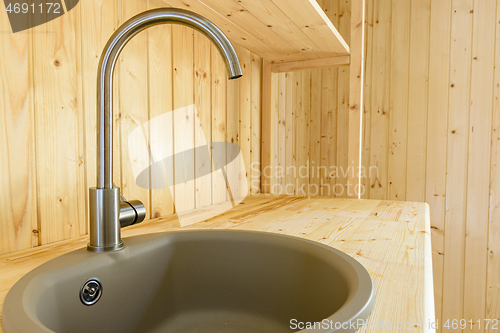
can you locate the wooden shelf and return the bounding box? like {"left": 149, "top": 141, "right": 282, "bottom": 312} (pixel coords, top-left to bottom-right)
{"left": 161, "top": 0, "right": 350, "bottom": 63}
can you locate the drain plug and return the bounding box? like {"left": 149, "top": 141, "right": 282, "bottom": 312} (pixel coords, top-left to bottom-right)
{"left": 80, "top": 278, "right": 102, "bottom": 306}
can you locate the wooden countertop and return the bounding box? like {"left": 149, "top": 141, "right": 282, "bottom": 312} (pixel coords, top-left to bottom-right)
{"left": 0, "top": 195, "right": 434, "bottom": 332}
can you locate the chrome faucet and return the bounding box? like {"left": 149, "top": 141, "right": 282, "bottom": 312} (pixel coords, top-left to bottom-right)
{"left": 88, "top": 8, "right": 243, "bottom": 252}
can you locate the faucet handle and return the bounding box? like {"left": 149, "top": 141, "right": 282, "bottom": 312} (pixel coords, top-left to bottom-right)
{"left": 119, "top": 200, "right": 147, "bottom": 228}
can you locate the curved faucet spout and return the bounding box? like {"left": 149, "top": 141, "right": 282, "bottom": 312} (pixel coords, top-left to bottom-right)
{"left": 97, "top": 8, "right": 242, "bottom": 189}
{"left": 89, "top": 8, "right": 242, "bottom": 252}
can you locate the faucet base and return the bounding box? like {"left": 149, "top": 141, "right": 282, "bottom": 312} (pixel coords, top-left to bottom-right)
{"left": 88, "top": 187, "right": 123, "bottom": 252}
{"left": 87, "top": 241, "right": 124, "bottom": 253}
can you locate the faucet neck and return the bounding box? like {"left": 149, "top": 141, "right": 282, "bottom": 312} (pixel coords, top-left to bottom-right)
{"left": 96, "top": 8, "right": 242, "bottom": 189}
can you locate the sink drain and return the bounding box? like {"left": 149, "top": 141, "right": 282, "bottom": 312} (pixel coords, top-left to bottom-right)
{"left": 80, "top": 278, "right": 102, "bottom": 306}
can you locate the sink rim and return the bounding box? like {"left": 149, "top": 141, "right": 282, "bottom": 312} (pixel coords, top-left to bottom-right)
{"left": 2, "top": 229, "right": 375, "bottom": 333}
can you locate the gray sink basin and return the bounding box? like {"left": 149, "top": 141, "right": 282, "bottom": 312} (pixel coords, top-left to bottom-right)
{"left": 2, "top": 230, "right": 374, "bottom": 333}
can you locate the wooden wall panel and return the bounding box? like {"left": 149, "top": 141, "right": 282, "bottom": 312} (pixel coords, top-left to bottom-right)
{"left": 360, "top": 0, "right": 500, "bottom": 330}
{"left": 336, "top": 0, "right": 350, "bottom": 198}
{"left": 147, "top": 0, "right": 174, "bottom": 218}
{"left": 387, "top": 0, "right": 410, "bottom": 202}
{"left": 172, "top": 25, "right": 195, "bottom": 211}
{"left": 32, "top": 4, "right": 86, "bottom": 244}
{"left": 117, "top": 0, "right": 150, "bottom": 212}
{"left": 250, "top": 53, "right": 262, "bottom": 194}
{"left": 367, "top": 0, "right": 391, "bottom": 200}
{"left": 211, "top": 44, "right": 227, "bottom": 204}
{"left": 238, "top": 47, "right": 252, "bottom": 195}
{"left": 360, "top": 0, "right": 373, "bottom": 200}
{"left": 80, "top": 0, "right": 117, "bottom": 221}
{"left": 442, "top": 0, "right": 474, "bottom": 323}
{"left": 0, "top": 8, "right": 37, "bottom": 253}
{"left": 425, "top": 0, "right": 452, "bottom": 327}
{"left": 464, "top": 0, "right": 496, "bottom": 328}
{"left": 406, "top": 0, "right": 430, "bottom": 202}
{"left": 194, "top": 32, "right": 212, "bottom": 207}
{"left": 0, "top": 1, "right": 262, "bottom": 255}
{"left": 320, "top": 0, "right": 338, "bottom": 197}
{"left": 271, "top": 0, "right": 353, "bottom": 198}
{"left": 268, "top": 0, "right": 500, "bottom": 328}
{"left": 487, "top": 1, "right": 500, "bottom": 329}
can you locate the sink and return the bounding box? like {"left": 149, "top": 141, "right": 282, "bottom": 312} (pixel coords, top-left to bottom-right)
{"left": 2, "top": 230, "right": 374, "bottom": 333}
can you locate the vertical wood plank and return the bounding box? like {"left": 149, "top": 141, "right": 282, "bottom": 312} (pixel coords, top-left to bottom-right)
{"left": 277, "top": 72, "right": 286, "bottom": 194}
{"left": 360, "top": 0, "right": 373, "bottom": 199}
{"left": 117, "top": 0, "right": 150, "bottom": 214}
{"left": 442, "top": 0, "right": 474, "bottom": 323}
{"left": 347, "top": 0, "right": 364, "bottom": 199}
{"left": 487, "top": 1, "right": 500, "bottom": 328}
{"left": 464, "top": 0, "right": 496, "bottom": 328}
{"left": 172, "top": 25, "right": 195, "bottom": 212}
{"left": 310, "top": 69, "right": 322, "bottom": 196}
{"left": 147, "top": 0, "right": 174, "bottom": 217}
{"left": 406, "top": 0, "right": 431, "bottom": 202}
{"left": 194, "top": 32, "right": 212, "bottom": 208}
{"left": 285, "top": 72, "right": 295, "bottom": 195}
{"left": 261, "top": 59, "right": 272, "bottom": 194}
{"left": 80, "top": 0, "right": 117, "bottom": 224}
{"left": 320, "top": 67, "right": 337, "bottom": 197}
{"left": 426, "top": 0, "right": 452, "bottom": 328}
{"left": 337, "top": 0, "right": 351, "bottom": 198}
{"left": 387, "top": 0, "right": 410, "bottom": 201}
{"left": 33, "top": 3, "right": 85, "bottom": 244}
{"left": 296, "top": 70, "right": 311, "bottom": 196}
{"left": 367, "top": 0, "right": 391, "bottom": 200}
{"left": 0, "top": 8, "right": 37, "bottom": 253}
{"left": 251, "top": 53, "right": 262, "bottom": 194}
{"left": 211, "top": 44, "right": 227, "bottom": 204}
{"left": 271, "top": 72, "right": 278, "bottom": 194}
{"left": 238, "top": 48, "right": 252, "bottom": 195}
{"left": 227, "top": 49, "right": 240, "bottom": 200}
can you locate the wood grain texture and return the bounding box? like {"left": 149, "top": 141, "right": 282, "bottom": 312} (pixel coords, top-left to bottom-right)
{"left": 442, "top": 0, "right": 473, "bottom": 323}
{"left": 367, "top": 0, "right": 391, "bottom": 200}
{"left": 277, "top": 73, "right": 286, "bottom": 194}
{"left": 360, "top": 0, "right": 500, "bottom": 329}
{"left": 360, "top": 0, "right": 373, "bottom": 200}
{"left": 172, "top": 25, "right": 195, "bottom": 212}
{"left": 117, "top": 0, "right": 150, "bottom": 213}
{"left": 347, "top": 0, "right": 364, "bottom": 199}
{"left": 260, "top": 59, "right": 272, "bottom": 193}
{"left": 250, "top": 53, "right": 262, "bottom": 194}
{"left": 80, "top": 0, "right": 118, "bottom": 224}
{"left": 0, "top": 0, "right": 263, "bottom": 255}
{"left": 406, "top": 0, "right": 430, "bottom": 202}
{"left": 296, "top": 70, "right": 311, "bottom": 195}
{"left": 425, "top": 0, "right": 452, "bottom": 329}
{"left": 0, "top": 195, "right": 434, "bottom": 333}
{"left": 387, "top": 0, "right": 410, "bottom": 202}
{"left": 32, "top": 3, "right": 86, "bottom": 244}
{"left": 336, "top": 0, "right": 351, "bottom": 198}
{"left": 161, "top": 0, "right": 349, "bottom": 63}
{"left": 464, "top": 0, "right": 496, "bottom": 328}
{"left": 271, "top": 56, "right": 350, "bottom": 73}
{"left": 147, "top": 0, "right": 175, "bottom": 217}
{"left": 487, "top": 1, "right": 500, "bottom": 329}
{"left": 211, "top": 44, "right": 227, "bottom": 204}
{"left": 238, "top": 47, "right": 252, "bottom": 194}
{"left": 310, "top": 69, "right": 322, "bottom": 195}
{"left": 226, "top": 48, "right": 240, "bottom": 200}
{"left": 0, "top": 7, "right": 37, "bottom": 253}
{"left": 194, "top": 32, "right": 212, "bottom": 208}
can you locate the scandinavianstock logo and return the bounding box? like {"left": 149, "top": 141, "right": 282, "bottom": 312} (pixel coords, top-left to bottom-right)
{"left": 3, "top": 0, "right": 80, "bottom": 33}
